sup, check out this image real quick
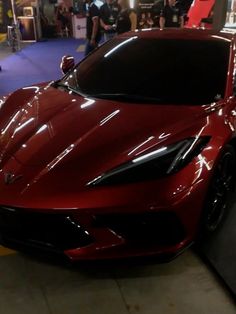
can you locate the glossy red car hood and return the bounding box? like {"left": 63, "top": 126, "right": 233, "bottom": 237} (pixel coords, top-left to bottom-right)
{"left": 0, "top": 86, "right": 208, "bottom": 188}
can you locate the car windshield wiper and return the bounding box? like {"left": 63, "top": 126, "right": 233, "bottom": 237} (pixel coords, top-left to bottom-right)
{"left": 89, "top": 93, "right": 162, "bottom": 103}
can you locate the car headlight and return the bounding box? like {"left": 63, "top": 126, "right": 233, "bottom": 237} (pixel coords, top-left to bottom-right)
{"left": 88, "top": 136, "right": 210, "bottom": 186}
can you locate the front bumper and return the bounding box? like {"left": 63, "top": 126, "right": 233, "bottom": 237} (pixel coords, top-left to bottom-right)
{"left": 0, "top": 187, "right": 202, "bottom": 261}
{"left": 0, "top": 206, "right": 93, "bottom": 256}
{"left": 0, "top": 165, "right": 209, "bottom": 261}
{"left": 0, "top": 206, "right": 188, "bottom": 261}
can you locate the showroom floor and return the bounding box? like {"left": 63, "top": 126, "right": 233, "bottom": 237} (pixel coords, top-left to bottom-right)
{"left": 0, "top": 38, "right": 236, "bottom": 313}
{"left": 0, "top": 39, "right": 30, "bottom": 61}
{"left": 0, "top": 248, "right": 235, "bottom": 314}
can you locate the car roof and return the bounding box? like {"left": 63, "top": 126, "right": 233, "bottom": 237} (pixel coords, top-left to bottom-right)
{"left": 120, "top": 28, "right": 236, "bottom": 43}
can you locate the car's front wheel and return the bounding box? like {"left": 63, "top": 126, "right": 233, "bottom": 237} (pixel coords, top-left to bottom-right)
{"left": 202, "top": 145, "right": 236, "bottom": 233}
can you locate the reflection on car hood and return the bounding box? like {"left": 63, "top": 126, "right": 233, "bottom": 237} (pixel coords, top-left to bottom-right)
{"left": 0, "top": 85, "right": 208, "bottom": 193}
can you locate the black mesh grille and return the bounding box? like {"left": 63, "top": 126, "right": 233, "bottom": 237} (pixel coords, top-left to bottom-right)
{"left": 0, "top": 206, "right": 93, "bottom": 252}
{"left": 93, "top": 211, "right": 186, "bottom": 247}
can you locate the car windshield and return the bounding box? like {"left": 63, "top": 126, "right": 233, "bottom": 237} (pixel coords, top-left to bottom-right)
{"left": 59, "top": 36, "right": 230, "bottom": 105}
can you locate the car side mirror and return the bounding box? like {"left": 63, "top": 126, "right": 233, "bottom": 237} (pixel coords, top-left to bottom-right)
{"left": 60, "top": 55, "right": 75, "bottom": 75}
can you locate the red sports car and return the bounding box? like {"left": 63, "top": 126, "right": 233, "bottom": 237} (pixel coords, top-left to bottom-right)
{"left": 0, "top": 28, "right": 236, "bottom": 261}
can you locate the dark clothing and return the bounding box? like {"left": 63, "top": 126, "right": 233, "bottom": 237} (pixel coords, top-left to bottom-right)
{"left": 151, "top": 0, "right": 164, "bottom": 27}
{"left": 100, "top": 2, "right": 120, "bottom": 33}
{"left": 85, "top": 40, "right": 96, "bottom": 55}
{"left": 178, "top": 0, "right": 193, "bottom": 13}
{"left": 85, "top": 2, "right": 101, "bottom": 56}
{"left": 160, "top": 4, "right": 183, "bottom": 27}
{"left": 86, "top": 2, "right": 101, "bottom": 41}
{"left": 116, "top": 9, "right": 131, "bottom": 34}
{"left": 57, "top": 7, "right": 69, "bottom": 29}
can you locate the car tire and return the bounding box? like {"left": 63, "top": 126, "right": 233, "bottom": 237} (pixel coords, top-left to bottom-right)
{"left": 200, "top": 144, "right": 236, "bottom": 236}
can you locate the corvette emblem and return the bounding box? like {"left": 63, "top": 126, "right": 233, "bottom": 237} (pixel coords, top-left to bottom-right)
{"left": 4, "top": 173, "right": 23, "bottom": 185}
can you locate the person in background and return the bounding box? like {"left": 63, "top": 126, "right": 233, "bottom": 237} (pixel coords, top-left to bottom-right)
{"left": 56, "top": 4, "right": 71, "bottom": 36}
{"left": 116, "top": 0, "right": 137, "bottom": 34}
{"left": 100, "top": 0, "right": 120, "bottom": 41}
{"left": 94, "top": 0, "right": 104, "bottom": 9}
{"left": 85, "top": 0, "right": 101, "bottom": 55}
{"left": 146, "top": 12, "right": 154, "bottom": 28}
{"left": 139, "top": 12, "right": 149, "bottom": 29}
{"left": 159, "top": 0, "right": 184, "bottom": 29}
{"left": 152, "top": 0, "right": 164, "bottom": 27}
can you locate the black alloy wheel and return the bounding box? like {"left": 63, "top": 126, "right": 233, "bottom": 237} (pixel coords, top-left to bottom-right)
{"left": 203, "top": 145, "right": 236, "bottom": 233}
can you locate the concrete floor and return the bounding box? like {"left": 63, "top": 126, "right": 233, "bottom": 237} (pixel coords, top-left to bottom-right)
{"left": 0, "top": 38, "right": 236, "bottom": 313}
{"left": 0, "top": 247, "right": 235, "bottom": 314}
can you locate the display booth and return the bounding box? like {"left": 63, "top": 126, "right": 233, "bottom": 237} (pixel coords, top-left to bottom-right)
{"left": 136, "top": 0, "right": 193, "bottom": 30}
{"left": 136, "top": 1, "right": 157, "bottom": 29}
{"left": 186, "top": 0, "right": 229, "bottom": 30}
{"left": 225, "top": 0, "right": 236, "bottom": 27}
{"left": 0, "top": 0, "right": 14, "bottom": 33}
{"left": 186, "top": 0, "right": 215, "bottom": 28}
{"left": 8, "top": 0, "right": 42, "bottom": 41}
{"left": 72, "top": 15, "right": 86, "bottom": 38}
{"left": 18, "top": 16, "right": 38, "bottom": 41}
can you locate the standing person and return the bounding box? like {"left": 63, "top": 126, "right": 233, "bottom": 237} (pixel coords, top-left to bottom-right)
{"left": 116, "top": 0, "right": 137, "bottom": 35}
{"left": 146, "top": 12, "right": 154, "bottom": 28}
{"left": 85, "top": 0, "right": 101, "bottom": 56}
{"left": 100, "top": 0, "right": 120, "bottom": 41}
{"left": 159, "top": 0, "right": 184, "bottom": 29}
{"left": 56, "top": 4, "right": 70, "bottom": 36}
{"left": 139, "top": 13, "right": 149, "bottom": 29}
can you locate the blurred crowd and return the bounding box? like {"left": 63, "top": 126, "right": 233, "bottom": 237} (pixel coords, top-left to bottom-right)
{"left": 84, "top": 0, "right": 190, "bottom": 55}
